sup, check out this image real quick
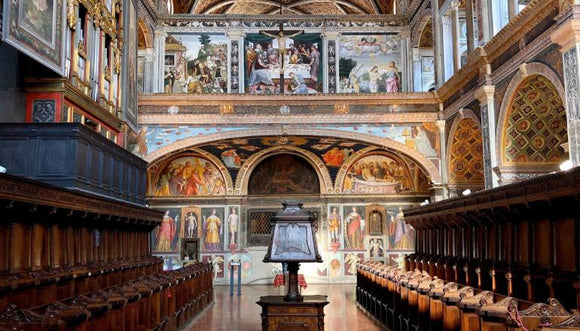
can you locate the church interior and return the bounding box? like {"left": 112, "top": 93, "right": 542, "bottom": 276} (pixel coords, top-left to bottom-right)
{"left": 1, "top": 0, "right": 580, "bottom": 329}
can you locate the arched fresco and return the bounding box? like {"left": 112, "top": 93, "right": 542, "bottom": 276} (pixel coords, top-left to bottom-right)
{"left": 338, "top": 149, "right": 431, "bottom": 194}
{"left": 501, "top": 74, "right": 568, "bottom": 164}
{"left": 148, "top": 151, "right": 232, "bottom": 196}
{"left": 248, "top": 153, "right": 320, "bottom": 195}
{"left": 447, "top": 113, "right": 484, "bottom": 185}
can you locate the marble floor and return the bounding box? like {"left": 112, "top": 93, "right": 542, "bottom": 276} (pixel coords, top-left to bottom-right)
{"left": 184, "top": 284, "right": 385, "bottom": 330}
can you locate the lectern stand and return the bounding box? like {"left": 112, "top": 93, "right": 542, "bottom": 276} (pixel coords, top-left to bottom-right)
{"left": 256, "top": 295, "right": 329, "bottom": 331}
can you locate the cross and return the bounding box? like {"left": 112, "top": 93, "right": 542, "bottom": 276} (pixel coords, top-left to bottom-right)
{"left": 258, "top": 2, "right": 303, "bottom": 93}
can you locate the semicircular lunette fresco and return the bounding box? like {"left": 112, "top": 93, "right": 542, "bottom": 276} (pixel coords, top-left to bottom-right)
{"left": 341, "top": 152, "right": 429, "bottom": 194}
{"left": 248, "top": 154, "right": 320, "bottom": 195}
{"left": 150, "top": 154, "right": 226, "bottom": 196}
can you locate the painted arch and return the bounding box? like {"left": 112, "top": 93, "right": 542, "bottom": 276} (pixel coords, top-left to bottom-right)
{"left": 446, "top": 110, "right": 484, "bottom": 185}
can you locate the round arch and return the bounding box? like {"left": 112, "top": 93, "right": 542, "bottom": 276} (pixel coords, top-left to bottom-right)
{"left": 144, "top": 128, "right": 442, "bottom": 184}
{"left": 411, "top": 9, "right": 433, "bottom": 48}
{"left": 147, "top": 147, "right": 235, "bottom": 196}
{"left": 137, "top": 19, "right": 153, "bottom": 49}
{"left": 446, "top": 109, "right": 483, "bottom": 185}
{"left": 496, "top": 63, "right": 567, "bottom": 166}
{"left": 234, "top": 145, "right": 333, "bottom": 195}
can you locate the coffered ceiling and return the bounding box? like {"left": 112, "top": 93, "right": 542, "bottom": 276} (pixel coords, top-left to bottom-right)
{"left": 179, "top": 0, "right": 395, "bottom": 15}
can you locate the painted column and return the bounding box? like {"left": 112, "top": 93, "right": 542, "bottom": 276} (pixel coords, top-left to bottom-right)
{"left": 432, "top": 0, "right": 445, "bottom": 87}
{"left": 475, "top": 85, "right": 498, "bottom": 188}
{"left": 552, "top": 11, "right": 580, "bottom": 167}
{"left": 412, "top": 48, "right": 422, "bottom": 92}
{"left": 401, "top": 30, "right": 412, "bottom": 92}
{"left": 436, "top": 119, "right": 448, "bottom": 185}
{"left": 153, "top": 30, "right": 167, "bottom": 93}
{"left": 441, "top": 15, "right": 454, "bottom": 81}
{"left": 226, "top": 30, "right": 244, "bottom": 93}
{"left": 451, "top": 1, "right": 461, "bottom": 71}
{"left": 324, "top": 31, "right": 339, "bottom": 94}
{"left": 144, "top": 48, "right": 155, "bottom": 93}
{"left": 465, "top": 0, "right": 475, "bottom": 54}
{"left": 480, "top": 0, "right": 493, "bottom": 45}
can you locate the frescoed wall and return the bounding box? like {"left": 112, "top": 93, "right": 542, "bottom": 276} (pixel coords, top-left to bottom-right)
{"left": 338, "top": 34, "right": 402, "bottom": 93}
{"left": 148, "top": 154, "right": 226, "bottom": 196}
{"left": 245, "top": 33, "right": 322, "bottom": 94}
{"left": 248, "top": 154, "right": 320, "bottom": 194}
{"left": 164, "top": 34, "right": 228, "bottom": 94}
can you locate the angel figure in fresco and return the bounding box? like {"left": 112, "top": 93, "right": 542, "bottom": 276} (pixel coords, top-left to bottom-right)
{"left": 210, "top": 255, "right": 224, "bottom": 279}
{"left": 204, "top": 209, "right": 222, "bottom": 251}
{"left": 345, "top": 253, "right": 361, "bottom": 275}
{"left": 156, "top": 211, "right": 177, "bottom": 251}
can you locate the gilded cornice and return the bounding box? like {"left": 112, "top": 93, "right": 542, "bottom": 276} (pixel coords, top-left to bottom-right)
{"left": 138, "top": 92, "right": 439, "bottom": 106}
{"left": 138, "top": 112, "right": 440, "bottom": 125}
{"left": 24, "top": 78, "right": 123, "bottom": 129}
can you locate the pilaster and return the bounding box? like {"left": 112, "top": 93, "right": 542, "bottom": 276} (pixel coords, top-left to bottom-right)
{"left": 226, "top": 30, "right": 245, "bottom": 93}
{"left": 475, "top": 85, "right": 498, "bottom": 188}
{"left": 153, "top": 30, "right": 167, "bottom": 93}
{"left": 451, "top": 1, "right": 461, "bottom": 71}
{"left": 324, "top": 31, "right": 340, "bottom": 94}
{"left": 401, "top": 30, "right": 412, "bottom": 92}
{"left": 441, "top": 15, "right": 454, "bottom": 81}
{"left": 432, "top": 0, "right": 445, "bottom": 87}
{"left": 412, "top": 48, "right": 422, "bottom": 92}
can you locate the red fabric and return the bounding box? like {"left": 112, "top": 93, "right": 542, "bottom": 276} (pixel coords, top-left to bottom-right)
{"left": 273, "top": 274, "right": 307, "bottom": 289}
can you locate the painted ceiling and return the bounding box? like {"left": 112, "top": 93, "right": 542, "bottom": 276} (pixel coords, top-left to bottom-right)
{"left": 180, "top": 0, "right": 396, "bottom": 15}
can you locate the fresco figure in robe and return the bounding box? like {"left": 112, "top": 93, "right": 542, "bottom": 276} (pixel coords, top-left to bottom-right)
{"left": 227, "top": 207, "right": 239, "bottom": 246}
{"left": 156, "top": 211, "right": 177, "bottom": 251}
{"left": 345, "top": 206, "right": 364, "bottom": 249}
{"left": 328, "top": 207, "right": 340, "bottom": 244}
{"left": 204, "top": 209, "right": 222, "bottom": 251}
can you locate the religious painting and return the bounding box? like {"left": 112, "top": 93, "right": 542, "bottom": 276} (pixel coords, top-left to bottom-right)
{"left": 181, "top": 206, "right": 200, "bottom": 239}
{"left": 221, "top": 149, "right": 242, "bottom": 169}
{"left": 342, "top": 154, "right": 412, "bottom": 194}
{"left": 151, "top": 155, "right": 226, "bottom": 196}
{"left": 164, "top": 34, "right": 228, "bottom": 94}
{"left": 202, "top": 254, "right": 225, "bottom": 279}
{"left": 151, "top": 208, "right": 181, "bottom": 253}
{"left": 244, "top": 33, "right": 322, "bottom": 94}
{"left": 3, "top": 0, "right": 66, "bottom": 75}
{"left": 343, "top": 205, "right": 365, "bottom": 249}
{"left": 385, "top": 206, "right": 415, "bottom": 250}
{"left": 403, "top": 124, "right": 439, "bottom": 158}
{"left": 322, "top": 147, "right": 353, "bottom": 167}
{"left": 123, "top": 0, "right": 138, "bottom": 132}
{"left": 344, "top": 252, "right": 364, "bottom": 276}
{"left": 248, "top": 154, "right": 319, "bottom": 195}
{"left": 328, "top": 253, "right": 342, "bottom": 278}
{"left": 327, "top": 205, "right": 341, "bottom": 252}
{"left": 227, "top": 254, "right": 252, "bottom": 278}
{"left": 181, "top": 238, "right": 199, "bottom": 262}
{"left": 367, "top": 237, "right": 386, "bottom": 259}
{"left": 225, "top": 206, "right": 240, "bottom": 249}
{"left": 338, "top": 34, "right": 402, "bottom": 93}
{"left": 201, "top": 207, "right": 224, "bottom": 252}
{"left": 366, "top": 206, "right": 386, "bottom": 235}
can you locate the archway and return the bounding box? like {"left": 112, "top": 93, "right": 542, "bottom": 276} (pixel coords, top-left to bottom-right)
{"left": 446, "top": 110, "right": 484, "bottom": 195}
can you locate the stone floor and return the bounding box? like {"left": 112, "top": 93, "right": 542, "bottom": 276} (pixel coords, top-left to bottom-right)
{"left": 184, "top": 284, "right": 384, "bottom": 330}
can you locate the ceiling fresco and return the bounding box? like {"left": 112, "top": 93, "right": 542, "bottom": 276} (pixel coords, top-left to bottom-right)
{"left": 184, "top": 0, "right": 396, "bottom": 15}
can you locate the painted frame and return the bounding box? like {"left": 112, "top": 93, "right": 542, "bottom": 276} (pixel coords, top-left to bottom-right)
{"left": 2, "top": 0, "right": 67, "bottom": 75}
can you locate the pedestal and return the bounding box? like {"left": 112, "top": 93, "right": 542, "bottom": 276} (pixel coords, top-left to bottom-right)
{"left": 256, "top": 295, "right": 329, "bottom": 331}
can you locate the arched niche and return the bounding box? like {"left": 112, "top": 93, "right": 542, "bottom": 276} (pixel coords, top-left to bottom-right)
{"left": 236, "top": 145, "right": 332, "bottom": 196}
{"left": 147, "top": 148, "right": 234, "bottom": 197}
{"left": 446, "top": 110, "right": 484, "bottom": 193}
{"left": 500, "top": 75, "right": 568, "bottom": 164}
{"left": 247, "top": 154, "right": 320, "bottom": 195}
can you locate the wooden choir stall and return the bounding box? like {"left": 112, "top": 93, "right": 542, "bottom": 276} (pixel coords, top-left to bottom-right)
{"left": 356, "top": 167, "right": 580, "bottom": 330}
{"left": 0, "top": 124, "right": 214, "bottom": 330}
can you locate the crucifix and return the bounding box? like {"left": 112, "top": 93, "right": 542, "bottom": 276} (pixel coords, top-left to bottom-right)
{"left": 259, "top": 1, "right": 303, "bottom": 93}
